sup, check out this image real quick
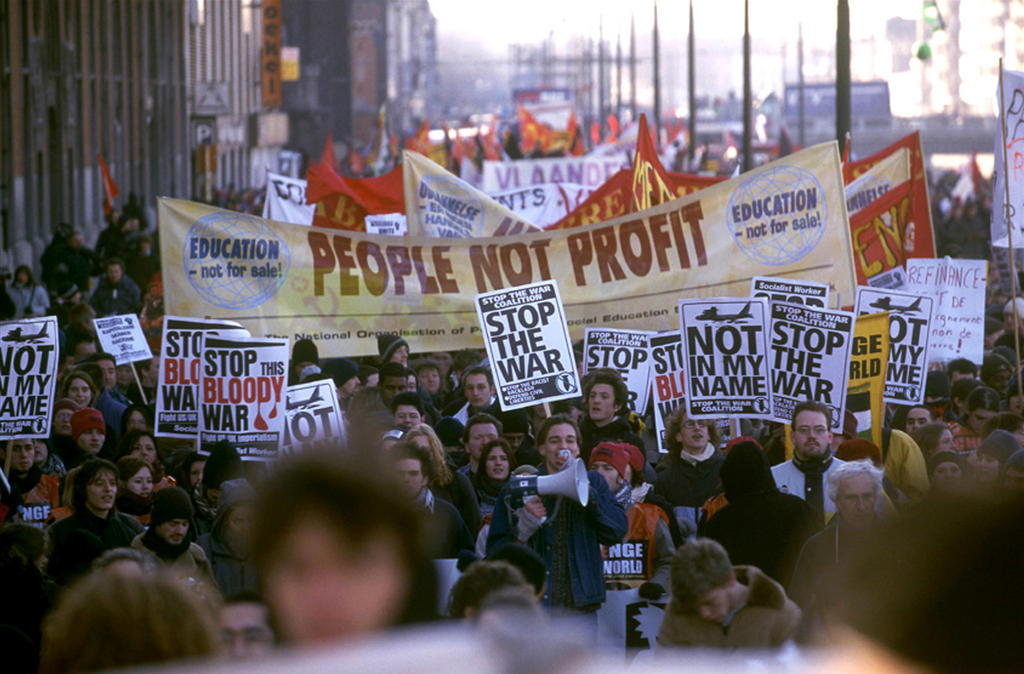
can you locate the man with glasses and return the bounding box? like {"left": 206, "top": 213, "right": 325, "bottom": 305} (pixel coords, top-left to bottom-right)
{"left": 771, "top": 401, "right": 846, "bottom": 523}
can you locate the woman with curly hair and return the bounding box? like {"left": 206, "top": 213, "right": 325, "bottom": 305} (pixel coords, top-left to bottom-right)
{"left": 653, "top": 407, "right": 725, "bottom": 526}
{"left": 404, "top": 423, "right": 480, "bottom": 532}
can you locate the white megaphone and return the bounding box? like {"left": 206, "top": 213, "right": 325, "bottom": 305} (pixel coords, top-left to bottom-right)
{"left": 509, "top": 457, "right": 590, "bottom": 507}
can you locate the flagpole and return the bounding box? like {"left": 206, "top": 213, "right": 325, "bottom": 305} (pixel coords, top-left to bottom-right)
{"left": 998, "top": 58, "right": 1023, "bottom": 400}
{"left": 742, "top": 0, "right": 752, "bottom": 172}
{"left": 688, "top": 0, "right": 696, "bottom": 165}
{"left": 653, "top": 0, "right": 662, "bottom": 146}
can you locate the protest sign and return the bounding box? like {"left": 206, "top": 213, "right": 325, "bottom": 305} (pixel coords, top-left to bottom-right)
{"left": 847, "top": 180, "right": 914, "bottom": 286}
{"left": 475, "top": 280, "right": 579, "bottom": 411}
{"left": 262, "top": 172, "right": 315, "bottom": 226}
{"left": 867, "top": 266, "right": 908, "bottom": 290}
{"left": 905, "top": 257, "right": 987, "bottom": 365}
{"left": 649, "top": 331, "right": 685, "bottom": 454}
{"left": 769, "top": 303, "right": 854, "bottom": 428}
{"left": 597, "top": 588, "right": 666, "bottom": 656}
{"left": 846, "top": 312, "right": 889, "bottom": 449}
{"left": 365, "top": 213, "right": 408, "bottom": 236}
{"left": 281, "top": 379, "right": 346, "bottom": 455}
{"left": 403, "top": 151, "right": 540, "bottom": 238}
{"left": 844, "top": 132, "right": 936, "bottom": 261}
{"left": 679, "top": 298, "right": 771, "bottom": 418}
{"left": 93, "top": 314, "right": 151, "bottom": 364}
{"left": 992, "top": 66, "right": 1024, "bottom": 248}
{"left": 844, "top": 148, "right": 910, "bottom": 215}
{"left": 0, "top": 317, "right": 58, "bottom": 439}
{"left": 751, "top": 276, "right": 829, "bottom": 309}
{"left": 855, "top": 287, "right": 933, "bottom": 405}
{"left": 159, "top": 141, "right": 856, "bottom": 357}
{"left": 482, "top": 156, "right": 625, "bottom": 192}
{"left": 583, "top": 328, "right": 654, "bottom": 414}
{"left": 156, "top": 316, "right": 249, "bottom": 438}
{"left": 489, "top": 183, "right": 593, "bottom": 229}
{"left": 198, "top": 336, "right": 288, "bottom": 459}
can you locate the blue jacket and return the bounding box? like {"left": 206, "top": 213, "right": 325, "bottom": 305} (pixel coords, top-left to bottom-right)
{"left": 486, "top": 470, "right": 627, "bottom": 609}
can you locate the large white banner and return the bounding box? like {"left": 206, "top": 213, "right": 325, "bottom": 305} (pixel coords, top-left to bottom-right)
{"left": 482, "top": 156, "right": 625, "bottom": 192}
{"left": 992, "top": 67, "right": 1024, "bottom": 248}
{"left": 488, "top": 183, "right": 593, "bottom": 229}
{"left": 262, "top": 172, "right": 315, "bottom": 226}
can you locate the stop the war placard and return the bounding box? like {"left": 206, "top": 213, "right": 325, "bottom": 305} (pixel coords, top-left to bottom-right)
{"left": 93, "top": 314, "right": 152, "bottom": 364}
{"left": 0, "top": 317, "right": 58, "bottom": 439}
{"left": 156, "top": 316, "right": 250, "bottom": 438}
{"left": 769, "top": 303, "right": 854, "bottom": 428}
{"left": 281, "top": 379, "right": 346, "bottom": 455}
{"left": 649, "top": 331, "right": 685, "bottom": 454}
{"left": 751, "top": 276, "right": 829, "bottom": 309}
{"left": 679, "top": 298, "right": 772, "bottom": 418}
{"left": 854, "top": 287, "right": 933, "bottom": 405}
{"left": 583, "top": 328, "right": 654, "bottom": 414}
{"left": 199, "top": 336, "right": 288, "bottom": 460}
{"left": 475, "top": 280, "right": 580, "bottom": 411}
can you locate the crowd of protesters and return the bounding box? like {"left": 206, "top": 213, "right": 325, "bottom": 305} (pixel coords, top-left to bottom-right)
{"left": 0, "top": 169, "right": 1021, "bottom": 673}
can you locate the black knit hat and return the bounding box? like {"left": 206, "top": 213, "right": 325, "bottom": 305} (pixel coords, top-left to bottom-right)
{"left": 378, "top": 334, "right": 409, "bottom": 363}
{"left": 328, "top": 358, "right": 360, "bottom": 387}
{"left": 150, "top": 486, "right": 194, "bottom": 526}
{"left": 203, "top": 440, "right": 243, "bottom": 489}
{"left": 292, "top": 338, "right": 319, "bottom": 365}
{"left": 435, "top": 416, "right": 465, "bottom": 447}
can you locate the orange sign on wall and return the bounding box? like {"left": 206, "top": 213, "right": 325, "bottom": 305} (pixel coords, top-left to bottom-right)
{"left": 261, "top": 0, "right": 282, "bottom": 108}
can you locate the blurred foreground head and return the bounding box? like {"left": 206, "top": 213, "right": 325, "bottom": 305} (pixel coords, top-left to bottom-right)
{"left": 833, "top": 495, "right": 1024, "bottom": 673}
{"left": 251, "top": 450, "right": 436, "bottom": 645}
{"left": 40, "top": 569, "right": 218, "bottom": 673}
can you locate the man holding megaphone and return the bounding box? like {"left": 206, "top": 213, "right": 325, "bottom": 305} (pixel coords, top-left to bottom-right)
{"left": 486, "top": 414, "right": 629, "bottom": 619}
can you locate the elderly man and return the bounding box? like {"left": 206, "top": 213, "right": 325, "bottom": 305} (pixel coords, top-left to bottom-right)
{"left": 787, "top": 460, "right": 885, "bottom": 628}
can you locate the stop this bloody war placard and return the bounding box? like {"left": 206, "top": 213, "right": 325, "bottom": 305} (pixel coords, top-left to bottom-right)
{"left": 769, "top": 303, "right": 855, "bottom": 428}
{"left": 649, "top": 330, "right": 685, "bottom": 454}
{"left": 475, "top": 280, "right": 580, "bottom": 411}
{"left": 199, "top": 336, "right": 288, "bottom": 460}
{"left": 0, "top": 317, "right": 58, "bottom": 439}
{"left": 156, "top": 316, "right": 250, "bottom": 438}
{"left": 159, "top": 141, "right": 856, "bottom": 357}
{"left": 679, "top": 298, "right": 772, "bottom": 418}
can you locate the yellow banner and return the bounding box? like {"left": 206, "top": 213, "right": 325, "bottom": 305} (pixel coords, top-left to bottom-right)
{"left": 847, "top": 311, "right": 890, "bottom": 449}
{"left": 159, "top": 141, "right": 856, "bottom": 357}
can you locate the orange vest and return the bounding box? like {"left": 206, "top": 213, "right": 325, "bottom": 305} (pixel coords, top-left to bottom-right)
{"left": 17, "top": 473, "right": 60, "bottom": 528}
{"left": 602, "top": 502, "right": 667, "bottom": 588}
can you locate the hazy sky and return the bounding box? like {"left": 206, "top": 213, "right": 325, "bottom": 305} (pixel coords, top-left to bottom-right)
{"left": 430, "top": 0, "right": 921, "bottom": 53}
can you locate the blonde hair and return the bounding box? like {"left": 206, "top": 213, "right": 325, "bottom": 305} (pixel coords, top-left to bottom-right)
{"left": 404, "top": 423, "right": 453, "bottom": 487}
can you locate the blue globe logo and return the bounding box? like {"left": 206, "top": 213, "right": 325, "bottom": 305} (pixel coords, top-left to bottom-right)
{"left": 726, "top": 166, "right": 827, "bottom": 266}
{"left": 183, "top": 211, "right": 291, "bottom": 310}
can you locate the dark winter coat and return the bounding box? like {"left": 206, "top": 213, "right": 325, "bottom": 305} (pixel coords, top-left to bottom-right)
{"left": 701, "top": 443, "right": 821, "bottom": 586}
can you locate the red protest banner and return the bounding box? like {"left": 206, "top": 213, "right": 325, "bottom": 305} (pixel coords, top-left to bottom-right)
{"left": 844, "top": 131, "right": 936, "bottom": 260}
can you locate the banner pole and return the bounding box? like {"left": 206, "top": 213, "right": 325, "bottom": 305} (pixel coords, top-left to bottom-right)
{"left": 132, "top": 361, "right": 149, "bottom": 406}
{"left": 998, "top": 58, "right": 1023, "bottom": 400}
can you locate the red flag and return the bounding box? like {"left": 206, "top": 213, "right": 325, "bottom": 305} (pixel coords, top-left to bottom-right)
{"left": 348, "top": 146, "right": 365, "bottom": 176}
{"left": 590, "top": 120, "right": 601, "bottom": 146}
{"left": 631, "top": 114, "right": 676, "bottom": 210}
{"left": 606, "top": 114, "right": 620, "bottom": 143}
{"left": 518, "top": 105, "right": 552, "bottom": 154}
{"left": 844, "top": 131, "right": 936, "bottom": 260}
{"left": 97, "top": 153, "right": 119, "bottom": 216}
{"left": 320, "top": 134, "right": 337, "bottom": 172}
{"left": 306, "top": 159, "right": 404, "bottom": 231}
